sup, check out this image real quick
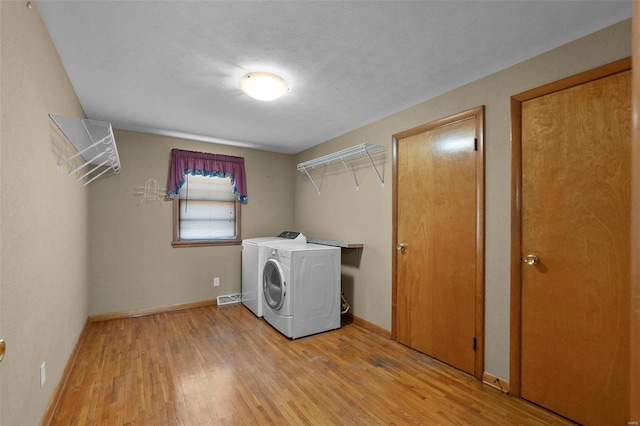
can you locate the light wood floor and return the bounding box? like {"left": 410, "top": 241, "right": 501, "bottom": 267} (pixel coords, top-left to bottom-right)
{"left": 49, "top": 304, "right": 571, "bottom": 425}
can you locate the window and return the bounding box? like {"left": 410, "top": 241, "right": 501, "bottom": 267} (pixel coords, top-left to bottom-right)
{"left": 167, "top": 148, "right": 247, "bottom": 247}
{"left": 172, "top": 174, "right": 241, "bottom": 247}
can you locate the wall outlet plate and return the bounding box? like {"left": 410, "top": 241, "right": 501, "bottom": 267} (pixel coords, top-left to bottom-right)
{"left": 213, "top": 277, "right": 220, "bottom": 287}
{"left": 40, "top": 362, "right": 46, "bottom": 388}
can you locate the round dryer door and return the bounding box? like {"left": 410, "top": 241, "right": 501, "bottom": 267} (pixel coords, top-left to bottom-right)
{"left": 263, "top": 258, "right": 285, "bottom": 310}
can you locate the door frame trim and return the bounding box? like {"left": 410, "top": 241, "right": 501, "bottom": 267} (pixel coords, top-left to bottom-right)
{"left": 509, "top": 57, "right": 631, "bottom": 397}
{"left": 632, "top": 3, "right": 640, "bottom": 418}
{"left": 391, "top": 106, "right": 485, "bottom": 380}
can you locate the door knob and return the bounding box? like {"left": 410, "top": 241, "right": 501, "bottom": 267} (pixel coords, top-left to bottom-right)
{"left": 523, "top": 254, "right": 539, "bottom": 266}
{"left": 397, "top": 243, "right": 407, "bottom": 252}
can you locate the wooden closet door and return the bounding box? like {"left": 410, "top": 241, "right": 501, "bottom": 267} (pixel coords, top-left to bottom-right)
{"left": 394, "top": 108, "right": 483, "bottom": 377}
{"left": 519, "top": 70, "right": 630, "bottom": 425}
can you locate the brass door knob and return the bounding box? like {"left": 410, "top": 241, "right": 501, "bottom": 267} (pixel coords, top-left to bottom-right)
{"left": 397, "top": 243, "right": 407, "bottom": 252}
{"left": 523, "top": 254, "right": 539, "bottom": 266}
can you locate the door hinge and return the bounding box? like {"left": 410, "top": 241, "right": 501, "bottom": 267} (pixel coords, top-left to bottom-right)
{"left": 473, "top": 337, "right": 477, "bottom": 351}
{"left": 474, "top": 138, "right": 478, "bottom": 151}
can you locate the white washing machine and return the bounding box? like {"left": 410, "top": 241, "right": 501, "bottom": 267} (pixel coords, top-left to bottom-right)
{"left": 262, "top": 241, "right": 341, "bottom": 339}
{"left": 241, "top": 231, "right": 306, "bottom": 317}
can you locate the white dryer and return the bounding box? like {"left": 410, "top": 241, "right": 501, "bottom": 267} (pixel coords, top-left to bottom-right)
{"left": 241, "top": 231, "right": 306, "bottom": 317}
{"left": 262, "top": 242, "right": 341, "bottom": 339}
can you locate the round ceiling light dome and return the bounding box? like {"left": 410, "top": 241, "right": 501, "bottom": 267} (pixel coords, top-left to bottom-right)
{"left": 239, "top": 72, "right": 288, "bottom": 101}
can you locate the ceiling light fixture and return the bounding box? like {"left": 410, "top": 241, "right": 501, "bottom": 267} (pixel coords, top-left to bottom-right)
{"left": 239, "top": 72, "right": 288, "bottom": 101}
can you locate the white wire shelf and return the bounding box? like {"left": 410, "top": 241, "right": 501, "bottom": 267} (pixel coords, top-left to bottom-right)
{"left": 297, "top": 143, "right": 386, "bottom": 194}
{"left": 50, "top": 115, "right": 121, "bottom": 186}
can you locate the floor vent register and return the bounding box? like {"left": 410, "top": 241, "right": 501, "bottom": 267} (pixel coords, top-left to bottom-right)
{"left": 217, "top": 293, "right": 242, "bottom": 306}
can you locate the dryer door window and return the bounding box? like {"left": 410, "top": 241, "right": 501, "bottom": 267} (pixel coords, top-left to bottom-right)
{"left": 263, "top": 259, "right": 286, "bottom": 310}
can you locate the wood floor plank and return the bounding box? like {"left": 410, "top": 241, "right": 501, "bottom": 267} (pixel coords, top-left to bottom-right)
{"left": 48, "top": 304, "right": 571, "bottom": 425}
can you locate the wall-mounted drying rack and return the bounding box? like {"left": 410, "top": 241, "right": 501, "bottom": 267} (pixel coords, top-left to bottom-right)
{"left": 50, "top": 115, "right": 121, "bottom": 186}
{"left": 297, "top": 143, "right": 386, "bottom": 194}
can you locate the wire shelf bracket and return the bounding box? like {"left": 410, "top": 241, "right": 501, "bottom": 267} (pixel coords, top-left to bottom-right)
{"left": 296, "top": 143, "right": 385, "bottom": 194}
{"left": 50, "top": 114, "right": 121, "bottom": 186}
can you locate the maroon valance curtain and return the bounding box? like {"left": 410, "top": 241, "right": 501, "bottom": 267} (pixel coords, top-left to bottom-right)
{"left": 167, "top": 149, "right": 248, "bottom": 202}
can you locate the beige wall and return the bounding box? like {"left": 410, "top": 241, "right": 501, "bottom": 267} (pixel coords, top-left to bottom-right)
{"left": 294, "top": 20, "right": 632, "bottom": 381}
{"left": 0, "top": 2, "right": 89, "bottom": 425}
{"left": 88, "top": 130, "right": 295, "bottom": 315}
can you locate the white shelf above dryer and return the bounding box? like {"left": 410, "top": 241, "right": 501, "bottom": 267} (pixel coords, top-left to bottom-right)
{"left": 297, "top": 143, "right": 386, "bottom": 194}
{"left": 50, "top": 115, "right": 121, "bottom": 186}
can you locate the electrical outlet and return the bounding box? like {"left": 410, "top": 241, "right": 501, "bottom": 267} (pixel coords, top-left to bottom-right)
{"left": 40, "top": 362, "right": 46, "bottom": 388}
{"left": 213, "top": 277, "right": 220, "bottom": 287}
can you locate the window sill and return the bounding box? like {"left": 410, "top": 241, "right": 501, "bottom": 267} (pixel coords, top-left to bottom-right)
{"left": 172, "top": 239, "right": 241, "bottom": 248}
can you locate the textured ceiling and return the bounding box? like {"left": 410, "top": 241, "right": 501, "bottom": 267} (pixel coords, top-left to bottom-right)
{"left": 36, "top": 1, "right": 631, "bottom": 154}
